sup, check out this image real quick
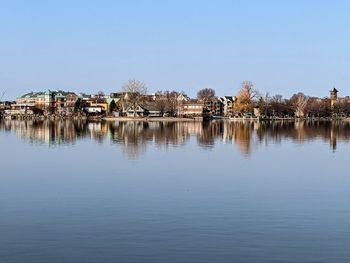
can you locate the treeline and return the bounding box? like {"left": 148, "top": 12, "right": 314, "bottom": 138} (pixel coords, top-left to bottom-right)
{"left": 2, "top": 79, "right": 349, "bottom": 118}
{"left": 259, "top": 93, "right": 350, "bottom": 118}
{"left": 195, "top": 81, "right": 350, "bottom": 118}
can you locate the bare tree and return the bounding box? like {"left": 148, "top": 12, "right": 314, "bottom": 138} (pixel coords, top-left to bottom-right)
{"left": 154, "top": 91, "right": 168, "bottom": 116}
{"left": 332, "top": 100, "right": 350, "bottom": 117}
{"left": 290, "top": 92, "right": 309, "bottom": 117}
{"left": 166, "top": 90, "right": 183, "bottom": 116}
{"left": 197, "top": 88, "right": 216, "bottom": 101}
{"left": 122, "top": 79, "right": 147, "bottom": 94}
{"left": 235, "top": 81, "right": 260, "bottom": 113}
{"left": 256, "top": 92, "right": 269, "bottom": 117}
{"left": 122, "top": 79, "right": 148, "bottom": 117}
{"left": 270, "top": 94, "right": 285, "bottom": 117}
{"left": 306, "top": 98, "right": 322, "bottom": 117}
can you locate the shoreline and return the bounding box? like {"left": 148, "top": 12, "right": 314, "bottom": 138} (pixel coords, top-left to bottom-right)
{"left": 1, "top": 113, "right": 350, "bottom": 122}
{"left": 102, "top": 117, "right": 202, "bottom": 122}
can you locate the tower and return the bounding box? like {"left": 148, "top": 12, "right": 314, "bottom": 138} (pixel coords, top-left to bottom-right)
{"left": 330, "top": 87, "right": 338, "bottom": 107}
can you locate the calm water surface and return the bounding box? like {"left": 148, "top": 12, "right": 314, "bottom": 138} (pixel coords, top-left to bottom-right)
{"left": 0, "top": 120, "right": 350, "bottom": 263}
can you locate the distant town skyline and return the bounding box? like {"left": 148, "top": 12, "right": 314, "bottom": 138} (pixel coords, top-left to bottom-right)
{"left": 1, "top": 1, "right": 350, "bottom": 100}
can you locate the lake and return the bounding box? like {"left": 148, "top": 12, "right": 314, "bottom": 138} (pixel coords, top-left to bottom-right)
{"left": 0, "top": 120, "right": 350, "bottom": 263}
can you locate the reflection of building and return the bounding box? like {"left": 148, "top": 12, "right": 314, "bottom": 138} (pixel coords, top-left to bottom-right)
{"left": 2, "top": 119, "right": 350, "bottom": 157}
{"left": 2, "top": 120, "right": 84, "bottom": 145}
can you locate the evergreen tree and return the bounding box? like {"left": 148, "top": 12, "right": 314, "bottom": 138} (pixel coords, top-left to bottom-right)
{"left": 109, "top": 99, "right": 117, "bottom": 113}
{"left": 74, "top": 98, "right": 82, "bottom": 112}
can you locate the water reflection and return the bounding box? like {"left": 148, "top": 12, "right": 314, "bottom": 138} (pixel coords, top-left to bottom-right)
{"left": 1, "top": 120, "right": 350, "bottom": 157}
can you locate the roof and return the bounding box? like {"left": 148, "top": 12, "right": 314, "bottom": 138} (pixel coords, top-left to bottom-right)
{"left": 224, "top": 96, "right": 236, "bottom": 101}
{"left": 20, "top": 91, "right": 46, "bottom": 98}
{"left": 19, "top": 90, "right": 78, "bottom": 99}
{"left": 331, "top": 87, "right": 338, "bottom": 93}
{"left": 77, "top": 93, "right": 92, "bottom": 99}
{"left": 182, "top": 99, "right": 204, "bottom": 105}
{"left": 218, "top": 96, "right": 236, "bottom": 102}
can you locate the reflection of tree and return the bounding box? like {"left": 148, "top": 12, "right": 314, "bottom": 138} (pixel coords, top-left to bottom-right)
{"left": 227, "top": 122, "right": 255, "bottom": 156}
{"left": 1, "top": 119, "right": 350, "bottom": 158}
{"left": 109, "top": 121, "right": 148, "bottom": 158}
{"left": 197, "top": 121, "right": 219, "bottom": 148}
{"left": 108, "top": 121, "right": 192, "bottom": 158}
{"left": 153, "top": 122, "right": 188, "bottom": 147}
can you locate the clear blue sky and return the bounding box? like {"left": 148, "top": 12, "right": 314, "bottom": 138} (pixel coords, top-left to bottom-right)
{"left": 1, "top": 0, "right": 349, "bottom": 100}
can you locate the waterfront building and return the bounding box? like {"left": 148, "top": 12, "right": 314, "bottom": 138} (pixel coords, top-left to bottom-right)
{"left": 17, "top": 90, "right": 78, "bottom": 114}
{"left": 179, "top": 99, "right": 204, "bottom": 117}
{"left": 6, "top": 104, "right": 37, "bottom": 115}
{"left": 205, "top": 98, "right": 224, "bottom": 116}
{"left": 77, "top": 93, "right": 108, "bottom": 115}
{"left": 218, "top": 96, "right": 237, "bottom": 117}
{"left": 16, "top": 91, "right": 49, "bottom": 109}
{"left": 64, "top": 92, "right": 79, "bottom": 113}
{"left": 84, "top": 106, "right": 103, "bottom": 114}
